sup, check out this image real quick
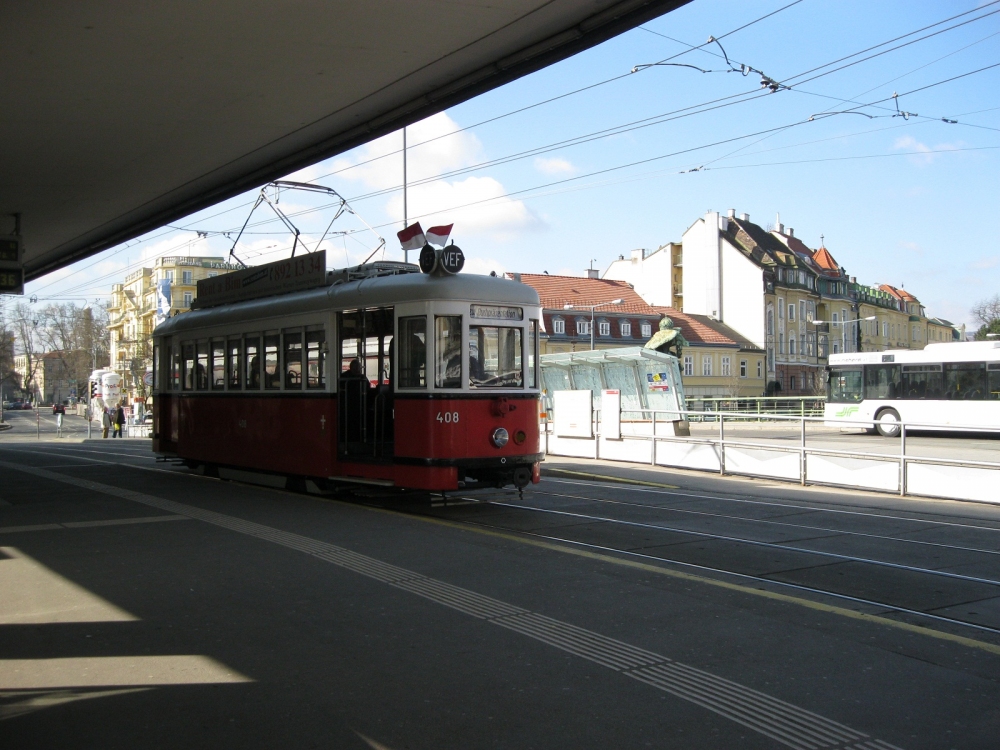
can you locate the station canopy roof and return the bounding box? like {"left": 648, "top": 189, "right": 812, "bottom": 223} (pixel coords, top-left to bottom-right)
{"left": 2, "top": 0, "right": 688, "bottom": 281}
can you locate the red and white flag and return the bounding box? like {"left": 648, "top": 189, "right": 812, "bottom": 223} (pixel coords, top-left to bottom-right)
{"left": 425, "top": 224, "right": 453, "bottom": 247}
{"left": 397, "top": 222, "right": 425, "bottom": 251}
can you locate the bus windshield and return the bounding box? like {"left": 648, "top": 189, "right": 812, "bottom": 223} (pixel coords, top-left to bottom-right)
{"left": 828, "top": 368, "right": 862, "bottom": 403}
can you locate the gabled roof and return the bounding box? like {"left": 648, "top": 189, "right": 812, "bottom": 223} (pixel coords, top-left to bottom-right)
{"left": 810, "top": 245, "right": 841, "bottom": 274}
{"left": 508, "top": 273, "right": 657, "bottom": 314}
{"left": 652, "top": 307, "right": 763, "bottom": 351}
{"left": 879, "top": 284, "right": 920, "bottom": 303}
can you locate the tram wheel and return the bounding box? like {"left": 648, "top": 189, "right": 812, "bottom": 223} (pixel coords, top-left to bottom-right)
{"left": 875, "top": 408, "right": 901, "bottom": 437}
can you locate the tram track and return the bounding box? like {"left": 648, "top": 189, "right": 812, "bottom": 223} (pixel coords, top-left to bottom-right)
{"left": 417, "top": 498, "right": 1000, "bottom": 639}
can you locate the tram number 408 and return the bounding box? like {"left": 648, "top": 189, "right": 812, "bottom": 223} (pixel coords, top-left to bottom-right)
{"left": 436, "top": 411, "right": 459, "bottom": 424}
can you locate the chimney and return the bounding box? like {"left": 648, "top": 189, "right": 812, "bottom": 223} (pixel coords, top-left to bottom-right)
{"left": 727, "top": 209, "right": 736, "bottom": 219}
{"left": 586, "top": 269, "right": 599, "bottom": 279}
{"left": 740, "top": 212, "right": 749, "bottom": 221}
{"left": 718, "top": 215, "right": 729, "bottom": 232}
{"left": 788, "top": 228, "right": 794, "bottom": 237}
{"left": 630, "top": 248, "right": 642, "bottom": 263}
{"left": 775, "top": 213, "right": 783, "bottom": 234}
{"left": 850, "top": 276, "right": 856, "bottom": 284}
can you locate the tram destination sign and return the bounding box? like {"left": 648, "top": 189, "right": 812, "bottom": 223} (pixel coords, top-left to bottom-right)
{"left": 193, "top": 251, "right": 327, "bottom": 308}
{"left": 470, "top": 304, "right": 523, "bottom": 321}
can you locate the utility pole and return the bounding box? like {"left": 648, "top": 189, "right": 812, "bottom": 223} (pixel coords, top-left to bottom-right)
{"left": 402, "top": 127, "right": 408, "bottom": 264}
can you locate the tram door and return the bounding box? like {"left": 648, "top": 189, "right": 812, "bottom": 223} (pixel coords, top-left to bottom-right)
{"left": 338, "top": 307, "right": 394, "bottom": 459}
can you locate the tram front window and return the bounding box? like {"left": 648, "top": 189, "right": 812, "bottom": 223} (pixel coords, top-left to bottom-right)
{"left": 398, "top": 316, "right": 426, "bottom": 388}
{"left": 435, "top": 316, "right": 462, "bottom": 388}
{"left": 469, "top": 325, "right": 522, "bottom": 388}
{"left": 828, "top": 368, "right": 862, "bottom": 403}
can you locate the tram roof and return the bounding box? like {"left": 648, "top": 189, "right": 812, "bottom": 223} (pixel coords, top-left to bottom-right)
{"left": 829, "top": 341, "right": 1000, "bottom": 367}
{"left": 153, "top": 271, "right": 541, "bottom": 337}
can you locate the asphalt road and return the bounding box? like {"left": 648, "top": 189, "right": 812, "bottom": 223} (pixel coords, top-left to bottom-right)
{"left": 2, "top": 434, "right": 1000, "bottom": 748}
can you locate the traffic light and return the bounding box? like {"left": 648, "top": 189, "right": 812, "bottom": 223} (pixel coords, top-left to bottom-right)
{"left": 90, "top": 381, "right": 97, "bottom": 399}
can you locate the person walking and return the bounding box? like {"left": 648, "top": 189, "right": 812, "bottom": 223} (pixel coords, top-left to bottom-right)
{"left": 101, "top": 407, "right": 111, "bottom": 439}
{"left": 53, "top": 402, "right": 66, "bottom": 438}
{"left": 113, "top": 404, "right": 125, "bottom": 438}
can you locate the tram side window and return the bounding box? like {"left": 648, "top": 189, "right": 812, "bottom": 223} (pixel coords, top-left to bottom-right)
{"left": 435, "top": 316, "right": 463, "bottom": 388}
{"left": 284, "top": 330, "right": 303, "bottom": 389}
{"left": 988, "top": 364, "right": 1000, "bottom": 400}
{"left": 227, "top": 339, "right": 242, "bottom": 389}
{"left": 469, "top": 325, "right": 522, "bottom": 388}
{"left": 152, "top": 344, "right": 160, "bottom": 391}
{"left": 864, "top": 365, "right": 900, "bottom": 400}
{"left": 171, "top": 344, "right": 181, "bottom": 390}
{"left": 264, "top": 332, "right": 280, "bottom": 389}
{"left": 900, "top": 365, "right": 942, "bottom": 399}
{"left": 196, "top": 341, "right": 210, "bottom": 390}
{"left": 245, "top": 336, "right": 261, "bottom": 390}
{"left": 182, "top": 343, "right": 195, "bottom": 390}
{"left": 828, "top": 368, "right": 862, "bottom": 403}
{"left": 306, "top": 328, "right": 325, "bottom": 389}
{"left": 397, "top": 316, "right": 426, "bottom": 388}
{"left": 944, "top": 362, "right": 986, "bottom": 400}
{"left": 211, "top": 340, "right": 225, "bottom": 390}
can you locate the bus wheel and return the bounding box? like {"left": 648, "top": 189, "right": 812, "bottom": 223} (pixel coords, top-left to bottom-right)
{"left": 875, "top": 408, "right": 901, "bottom": 437}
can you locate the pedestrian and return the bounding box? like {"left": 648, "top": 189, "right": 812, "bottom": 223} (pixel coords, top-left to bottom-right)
{"left": 102, "top": 407, "right": 111, "bottom": 439}
{"left": 53, "top": 402, "right": 66, "bottom": 437}
{"left": 113, "top": 404, "right": 125, "bottom": 438}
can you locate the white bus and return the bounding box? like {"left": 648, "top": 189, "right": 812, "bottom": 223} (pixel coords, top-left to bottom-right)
{"left": 825, "top": 341, "right": 1000, "bottom": 436}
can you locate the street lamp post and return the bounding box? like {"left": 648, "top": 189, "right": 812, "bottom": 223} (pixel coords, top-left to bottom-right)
{"left": 810, "top": 315, "right": 877, "bottom": 354}
{"left": 563, "top": 299, "right": 624, "bottom": 350}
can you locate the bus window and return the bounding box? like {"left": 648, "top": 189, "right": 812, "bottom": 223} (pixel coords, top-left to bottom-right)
{"left": 398, "top": 316, "right": 426, "bottom": 388}
{"left": 182, "top": 343, "right": 195, "bottom": 390}
{"left": 988, "top": 363, "right": 1000, "bottom": 400}
{"left": 435, "top": 316, "right": 462, "bottom": 388}
{"left": 284, "top": 330, "right": 303, "bottom": 389}
{"left": 306, "top": 328, "right": 325, "bottom": 389}
{"left": 944, "top": 362, "right": 986, "bottom": 400}
{"left": 864, "top": 365, "right": 900, "bottom": 400}
{"left": 211, "top": 340, "right": 225, "bottom": 390}
{"left": 196, "top": 341, "right": 210, "bottom": 390}
{"left": 469, "top": 325, "right": 522, "bottom": 388}
{"left": 901, "top": 364, "right": 942, "bottom": 400}
{"left": 245, "top": 335, "right": 261, "bottom": 390}
{"left": 828, "top": 368, "right": 862, "bottom": 403}
{"left": 227, "top": 339, "right": 242, "bottom": 389}
{"left": 264, "top": 332, "right": 280, "bottom": 389}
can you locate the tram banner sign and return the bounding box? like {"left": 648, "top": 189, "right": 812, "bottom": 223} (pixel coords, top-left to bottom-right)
{"left": 193, "top": 251, "right": 327, "bottom": 308}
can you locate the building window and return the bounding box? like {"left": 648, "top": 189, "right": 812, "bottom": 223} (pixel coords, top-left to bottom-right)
{"left": 640, "top": 322, "right": 652, "bottom": 338}
{"left": 883, "top": 321, "right": 888, "bottom": 338}
{"left": 787, "top": 303, "right": 795, "bottom": 321}
{"left": 721, "top": 356, "right": 731, "bottom": 376}
{"left": 576, "top": 320, "right": 589, "bottom": 336}
{"left": 182, "top": 270, "right": 193, "bottom": 285}
{"left": 778, "top": 333, "right": 784, "bottom": 355}
{"left": 163, "top": 270, "right": 174, "bottom": 282}
{"left": 800, "top": 334, "right": 805, "bottom": 358}
{"left": 789, "top": 337, "right": 796, "bottom": 356}
{"left": 832, "top": 312, "right": 839, "bottom": 326}
{"left": 767, "top": 308, "right": 774, "bottom": 335}
{"left": 598, "top": 320, "right": 610, "bottom": 336}
{"left": 683, "top": 355, "right": 693, "bottom": 376}
{"left": 799, "top": 301, "right": 806, "bottom": 322}
{"left": 620, "top": 321, "right": 631, "bottom": 337}
{"left": 808, "top": 301, "right": 815, "bottom": 320}
{"left": 739, "top": 359, "right": 747, "bottom": 378}
{"left": 553, "top": 318, "right": 565, "bottom": 335}
{"left": 182, "top": 292, "right": 193, "bottom": 307}
{"left": 790, "top": 375, "right": 797, "bottom": 391}
{"left": 833, "top": 342, "right": 840, "bottom": 354}
{"left": 702, "top": 356, "right": 712, "bottom": 376}
{"left": 778, "top": 298, "right": 784, "bottom": 319}
{"left": 757, "top": 360, "right": 763, "bottom": 378}
{"left": 208, "top": 271, "right": 218, "bottom": 278}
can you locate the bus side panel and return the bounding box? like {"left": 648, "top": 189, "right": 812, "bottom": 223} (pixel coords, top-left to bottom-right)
{"left": 176, "top": 395, "right": 336, "bottom": 477}
{"left": 394, "top": 396, "right": 540, "bottom": 460}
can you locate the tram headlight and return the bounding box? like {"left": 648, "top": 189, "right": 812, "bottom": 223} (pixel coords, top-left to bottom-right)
{"left": 491, "top": 427, "right": 509, "bottom": 448}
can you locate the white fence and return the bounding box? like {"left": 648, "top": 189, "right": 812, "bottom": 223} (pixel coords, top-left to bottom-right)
{"left": 543, "top": 409, "right": 1000, "bottom": 505}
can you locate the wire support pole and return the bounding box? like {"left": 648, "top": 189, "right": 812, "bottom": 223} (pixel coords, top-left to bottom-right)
{"left": 403, "top": 126, "right": 408, "bottom": 264}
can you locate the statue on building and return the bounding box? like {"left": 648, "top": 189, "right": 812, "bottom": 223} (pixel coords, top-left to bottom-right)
{"left": 644, "top": 316, "right": 687, "bottom": 359}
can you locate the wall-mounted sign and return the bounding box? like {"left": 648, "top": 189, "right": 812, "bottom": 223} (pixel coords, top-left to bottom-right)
{"left": 193, "top": 251, "right": 327, "bottom": 308}
{"left": 0, "top": 235, "right": 23, "bottom": 295}
{"left": 470, "top": 304, "right": 523, "bottom": 321}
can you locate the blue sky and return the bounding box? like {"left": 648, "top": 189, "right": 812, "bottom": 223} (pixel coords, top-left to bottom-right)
{"left": 25, "top": 0, "right": 1000, "bottom": 327}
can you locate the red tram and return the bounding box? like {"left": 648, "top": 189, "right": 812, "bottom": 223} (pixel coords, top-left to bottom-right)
{"left": 151, "top": 259, "right": 542, "bottom": 491}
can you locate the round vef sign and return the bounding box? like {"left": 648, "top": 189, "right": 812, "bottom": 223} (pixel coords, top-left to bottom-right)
{"left": 439, "top": 245, "right": 465, "bottom": 274}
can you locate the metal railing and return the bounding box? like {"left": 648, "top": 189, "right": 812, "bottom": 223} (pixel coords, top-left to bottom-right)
{"left": 684, "top": 396, "right": 825, "bottom": 421}
{"left": 543, "top": 408, "right": 1000, "bottom": 501}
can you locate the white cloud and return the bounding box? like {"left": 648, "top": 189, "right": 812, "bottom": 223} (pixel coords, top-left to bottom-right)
{"left": 892, "top": 135, "right": 963, "bottom": 165}
{"left": 971, "top": 256, "right": 1000, "bottom": 270}
{"left": 328, "top": 112, "right": 544, "bottom": 243}
{"left": 533, "top": 157, "right": 575, "bottom": 175}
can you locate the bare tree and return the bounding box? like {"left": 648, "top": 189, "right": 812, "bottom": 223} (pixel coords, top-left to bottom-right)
{"left": 972, "top": 294, "right": 1000, "bottom": 340}
{"left": 10, "top": 302, "right": 41, "bottom": 400}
